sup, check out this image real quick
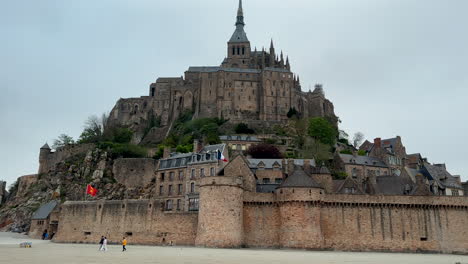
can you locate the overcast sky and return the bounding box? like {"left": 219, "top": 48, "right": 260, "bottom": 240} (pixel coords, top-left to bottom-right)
{"left": 1, "top": 0, "right": 467, "bottom": 186}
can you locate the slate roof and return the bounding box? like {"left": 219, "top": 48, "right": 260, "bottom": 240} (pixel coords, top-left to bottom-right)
{"left": 375, "top": 175, "right": 415, "bottom": 195}
{"left": 158, "top": 144, "right": 226, "bottom": 170}
{"left": 187, "top": 66, "right": 291, "bottom": 74}
{"left": 229, "top": 26, "right": 249, "bottom": 43}
{"left": 187, "top": 67, "right": 261, "bottom": 74}
{"left": 41, "top": 143, "right": 50, "bottom": 149}
{"left": 360, "top": 137, "right": 399, "bottom": 154}
{"left": 256, "top": 184, "right": 279, "bottom": 193}
{"left": 278, "top": 166, "right": 322, "bottom": 189}
{"left": 220, "top": 135, "right": 261, "bottom": 142}
{"left": 339, "top": 154, "right": 387, "bottom": 167}
{"left": 422, "top": 163, "right": 462, "bottom": 189}
{"left": 247, "top": 159, "right": 315, "bottom": 169}
{"left": 31, "top": 200, "right": 58, "bottom": 220}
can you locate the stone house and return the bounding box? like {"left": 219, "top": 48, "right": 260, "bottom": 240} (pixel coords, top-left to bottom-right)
{"left": 220, "top": 135, "right": 261, "bottom": 153}
{"left": 421, "top": 162, "right": 464, "bottom": 196}
{"left": 360, "top": 136, "right": 407, "bottom": 175}
{"left": 156, "top": 143, "right": 228, "bottom": 212}
{"left": 334, "top": 153, "right": 390, "bottom": 182}
{"left": 29, "top": 200, "right": 59, "bottom": 239}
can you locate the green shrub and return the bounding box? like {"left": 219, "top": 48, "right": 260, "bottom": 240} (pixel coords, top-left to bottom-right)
{"left": 358, "top": 149, "right": 367, "bottom": 156}
{"left": 340, "top": 149, "right": 353, "bottom": 155}
{"left": 98, "top": 142, "right": 147, "bottom": 159}
{"left": 234, "top": 123, "right": 255, "bottom": 134}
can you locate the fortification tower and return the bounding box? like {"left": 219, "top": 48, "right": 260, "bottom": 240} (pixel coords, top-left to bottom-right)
{"left": 38, "top": 143, "right": 51, "bottom": 174}
{"left": 276, "top": 166, "right": 324, "bottom": 248}
{"left": 195, "top": 175, "right": 244, "bottom": 248}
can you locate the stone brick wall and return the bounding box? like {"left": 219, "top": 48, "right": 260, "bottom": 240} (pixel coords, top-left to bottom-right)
{"left": 39, "top": 144, "right": 95, "bottom": 174}
{"left": 54, "top": 200, "right": 198, "bottom": 245}
{"left": 195, "top": 176, "right": 244, "bottom": 248}
{"left": 112, "top": 158, "right": 157, "bottom": 188}
{"left": 242, "top": 194, "right": 468, "bottom": 254}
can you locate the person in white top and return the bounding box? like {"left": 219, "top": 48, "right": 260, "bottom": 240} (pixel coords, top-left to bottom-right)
{"left": 101, "top": 237, "right": 108, "bottom": 252}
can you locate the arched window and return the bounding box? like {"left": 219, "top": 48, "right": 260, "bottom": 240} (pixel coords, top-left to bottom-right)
{"left": 237, "top": 46, "right": 240, "bottom": 55}
{"left": 242, "top": 46, "right": 245, "bottom": 55}
{"left": 232, "top": 46, "right": 235, "bottom": 55}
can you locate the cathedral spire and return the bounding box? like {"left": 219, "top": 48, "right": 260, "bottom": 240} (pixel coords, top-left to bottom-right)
{"left": 236, "top": 0, "right": 245, "bottom": 26}
{"left": 229, "top": 0, "right": 249, "bottom": 43}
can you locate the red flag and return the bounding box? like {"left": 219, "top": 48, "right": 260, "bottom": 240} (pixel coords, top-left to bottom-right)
{"left": 86, "top": 184, "right": 98, "bottom": 197}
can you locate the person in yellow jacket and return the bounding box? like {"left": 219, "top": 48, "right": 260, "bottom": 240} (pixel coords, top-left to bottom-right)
{"left": 122, "top": 237, "right": 127, "bottom": 252}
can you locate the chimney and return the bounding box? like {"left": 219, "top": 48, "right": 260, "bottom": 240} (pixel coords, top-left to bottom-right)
{"left": 374, "top": 138, "right": 382, "bottom": 148}
{"left": 287, "top": 159, "right": 295, "bottom": 176}
{"left": 281, "top": 159, "right": 287, "bottom": 174}
{"left": 193, "top": 139, "right": 202, "bottom": 153}
{"left": 304, "top": 160, "right": 311, "bottom": 174}
{"left": 163, "top": 147, "right": 171, "bottom": 159}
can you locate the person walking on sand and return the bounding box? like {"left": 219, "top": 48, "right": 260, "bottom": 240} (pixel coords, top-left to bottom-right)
{"left": 99, "top": 236, "right": 104, "bottom": 251}
{"left": 101, "top": 237, "right": 108, "bottom": 252}
{"left": 122, "top": 237, "right": 127, "bottom": 252}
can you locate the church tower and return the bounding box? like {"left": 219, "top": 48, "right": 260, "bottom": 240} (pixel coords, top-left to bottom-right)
{"left": 224, "top": 0, "right": 251, "bottom": 68}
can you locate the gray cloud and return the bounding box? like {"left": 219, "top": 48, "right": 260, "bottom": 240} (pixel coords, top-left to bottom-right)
{"left": 0, "top": 0, "right": 466, "bottom": 186}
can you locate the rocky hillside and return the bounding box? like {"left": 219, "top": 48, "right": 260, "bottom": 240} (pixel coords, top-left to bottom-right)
{"left": 0, "top": 146, "right": 157, "bottom": 233}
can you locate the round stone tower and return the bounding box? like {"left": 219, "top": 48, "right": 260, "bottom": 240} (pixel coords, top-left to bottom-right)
{"left": 195, "top": 176, "right": 244, "bottom": 248}
{"left": 38, "top": 143, "right": 51, "bottom": 174}
{"left": 276, "top": 166, "right": 324, "bottom": 249}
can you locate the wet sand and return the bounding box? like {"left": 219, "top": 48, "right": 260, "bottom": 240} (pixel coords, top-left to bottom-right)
{"left": 0, "top": 232, "right": 467, "bottom": 264}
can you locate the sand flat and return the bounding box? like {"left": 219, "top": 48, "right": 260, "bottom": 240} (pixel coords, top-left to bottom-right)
{"left": 0, "top": 232, "right": 467, "bottom": 264}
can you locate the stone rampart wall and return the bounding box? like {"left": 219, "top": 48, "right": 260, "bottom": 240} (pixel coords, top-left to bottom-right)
{"left": 54, "top": 200, "right": 198, "bottom": 245}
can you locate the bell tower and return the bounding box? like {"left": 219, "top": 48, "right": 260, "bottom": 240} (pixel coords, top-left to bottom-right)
{"left": 225, "top": 0, "right": 251, "bottom": 68}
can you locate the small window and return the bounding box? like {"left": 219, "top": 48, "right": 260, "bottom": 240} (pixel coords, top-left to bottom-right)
{"left": 168, "top": 185, "right": 173, "bottom": 195}
{"left": 200, "top": 168, "right": 205, "bottom": 177}
{"left": 178, "top": 171, "right": 184, "bottom": 181}
{"left": 189, "top": 198, "right": 199, "bottom": 211}
{"left": 169, "top": 172, "right": 174, "bottom": 181}
{"left": 165, "top": 200, "right": 173, "bottom": 211}
{"left": 125, "top": 232, "right": 133, "bottom": 236}
{"left": 159, "top": 185, "right": 164, "bottom": 196}
{"left": 275, "top": 178, "right": 283, "bottom": 184}
{"left": 190, "top": 182, "right": 195, "bottom": 193}
{"left": 84, "top": 232, "right": 91, "bottom": 235}
{"left": 191, "top": 169, "right": 195, "bottom": 179}
{"left": 178, "top": 184, "right": 183, "bottom": 195}
{"left": 177, "top": 199, "right": 181, "bottom": 211}
{"left": 160, "top": 173, "right": 165, "bottom": 182}
{"left": 210, "top": 167, "right": 215, "bottom": 176}
{"left": 262, "top": 178, "right": 270, "bottom": 184}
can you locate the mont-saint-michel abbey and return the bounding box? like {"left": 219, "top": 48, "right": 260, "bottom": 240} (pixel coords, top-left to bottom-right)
{"left": 107, "top": 0, "right": 337, "bottom": 141}
{"left": 1, "top": 0, "right": 468, "bottom": 259}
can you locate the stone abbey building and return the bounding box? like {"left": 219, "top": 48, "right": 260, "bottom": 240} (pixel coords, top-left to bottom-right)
{"left": 107, "top": 0, "right": 337, "bottom": 142}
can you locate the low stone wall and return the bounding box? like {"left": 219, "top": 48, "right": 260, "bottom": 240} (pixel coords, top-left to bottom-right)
{"left": 54, "top": 200, "right": 198, "bottom": 245}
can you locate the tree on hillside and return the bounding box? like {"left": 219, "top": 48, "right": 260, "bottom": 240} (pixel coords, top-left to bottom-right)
{"left": 234, "top": 123, "right": 255, "bottom": 134}
{"left": 52, "top": 134, "right": 75, "bottom": 149}
{"left": 78, "top": 114, "right": 108, "bottom": 143}
{"left": 246, "top": 143, "right": 283, "bottom": 159}
{"left": 353, "top": 132, "right": 365, "bottom": 148}
{"left": 308, "top": 117, "right": 337, "bottom": 146}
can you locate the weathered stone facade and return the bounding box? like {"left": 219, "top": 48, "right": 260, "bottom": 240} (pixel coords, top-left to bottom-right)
{"left": 38, "top": 143, "right": 95, "bottom": 175}
{"left": 54, "top": 155, "right": 468, "bottom": 254}
{"left": 106, "top": 1, "right": 337, "bottom": 143}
